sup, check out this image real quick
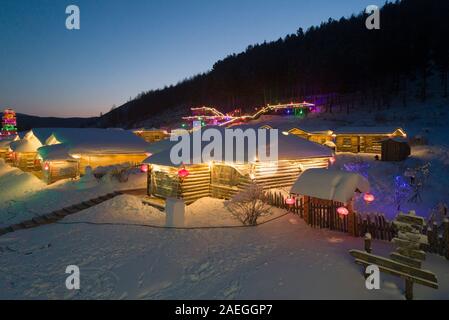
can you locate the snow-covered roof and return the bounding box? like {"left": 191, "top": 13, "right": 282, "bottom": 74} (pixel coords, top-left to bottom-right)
{"left": 10, "top": 133, "right": 43, "bottom": 153}
{"left": 37, "top": 144, "right": 76, "bottom": 161}
{"left": 40, "top": 128, "right": 151, "bottom": 157}
{"left": 28, "top": 128, "right": 60, "bottom": 144}
{"left": 290, "top": 169, "right": 370, "bottom": 203}
{"left": 334, "top": 126, "right": 405, "bottom": 135}
{"left": 146, "top": 137, "right": 179, "bottom": 155}
{"left": 143, "top": 126, "right": 333, "bottom": 167}
{"left": 0, "top": 136, "right": 20, "bottom": 149}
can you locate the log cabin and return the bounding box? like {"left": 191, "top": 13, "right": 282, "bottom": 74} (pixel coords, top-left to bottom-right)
{"left": 231, "top": 122, "right": 334, "bottom": 146}
{"left": 334, "top": 127, "right": 407, "bottom": 154}
{"left": 142, "top": 126, "right": 334, "bottom": 204}
{"left": 133, "top": 128, "right": 170, "bottom": 143}
{"left": 37, "top": 128, "right": 151, "bottom": 183}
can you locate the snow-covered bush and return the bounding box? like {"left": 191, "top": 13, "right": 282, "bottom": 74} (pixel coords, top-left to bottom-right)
{"left": 226, "top": 182, "right": 272, "bottom": 226}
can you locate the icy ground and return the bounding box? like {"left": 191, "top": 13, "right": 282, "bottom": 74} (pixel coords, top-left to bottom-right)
{"left": 0, "top": 197, "right": 448, "bottom": 300}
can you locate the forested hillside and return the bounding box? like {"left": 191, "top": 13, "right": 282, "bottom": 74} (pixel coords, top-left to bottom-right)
{"left": 97, "top": 0, "right": 449, "bottom": 128}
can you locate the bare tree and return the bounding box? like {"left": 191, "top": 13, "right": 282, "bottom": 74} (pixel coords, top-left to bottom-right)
{"left": 226, "top": 182, "right": 272, "bottom": 226}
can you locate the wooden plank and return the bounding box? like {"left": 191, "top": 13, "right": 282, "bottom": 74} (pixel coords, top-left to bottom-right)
{"left": 392, "top": 237, "right": 421, "bottom": 250}
{"left": 353, "top": 258, "right": 438, "bottom": 289}
{"left": 349, "top": 250, "right": 436, "bottom": 283}
{"left": 396, "top": 214, "right": 425, "bottom": 226}
{"left": 397, "top": 247, "right": 426, "bottom": 261}
{"left": 390, "top": 252, "right": 422, "bottom": 268}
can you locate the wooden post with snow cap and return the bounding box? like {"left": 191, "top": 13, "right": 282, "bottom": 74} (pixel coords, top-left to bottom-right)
{"left": 364, "top": 233, "right": 372, "bottom": 253}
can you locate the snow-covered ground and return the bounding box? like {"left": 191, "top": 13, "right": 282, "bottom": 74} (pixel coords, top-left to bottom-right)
{"left": 0, "top": 160, "right": 147, "bottom": 228}
{"left": 0, "top": 197, "right": 448, "bottom": 299}
{"left": 1, "top": 96, "right": 449, "bottom": 299}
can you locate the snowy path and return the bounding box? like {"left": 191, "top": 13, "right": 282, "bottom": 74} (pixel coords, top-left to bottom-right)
{"left": 1, "top": 202, "right": 448, "bottom": 300}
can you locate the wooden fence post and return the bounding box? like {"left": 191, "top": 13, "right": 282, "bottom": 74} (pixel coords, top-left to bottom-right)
{"left": 364, "top": 233, "right": 372, "bottom": 253}
{"left": 405, "top": 279, "right": 414, "bottom": 300}
{"left": 303, "top": 196, "right": 310, "bottom": 225}
{"left": 347, "top": 199, "right": 357, "bottom": 236}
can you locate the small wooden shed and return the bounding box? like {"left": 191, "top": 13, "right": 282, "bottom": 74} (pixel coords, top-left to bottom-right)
{"left": 290, "top": 169, "right": 370, "bottom": 236}
{"left": 381, "top": 138, "right": 410, "bottom": 161}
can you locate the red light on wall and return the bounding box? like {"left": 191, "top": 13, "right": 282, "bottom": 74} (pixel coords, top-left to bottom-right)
{"left": 140, "top": 164, "right": 148, "bottom": 173}
{"left": 337, "top": 206, "right": 349, "bottom": 216}
{"left": 178, "top": 168, "right": 190, "bottom": 179}
{"left": 285, "top": 197, "right": 296, "bottom": 206}
{"left": 363, "top": 193, "right": 375, "bottom": 204}
{"left": 43, "top": 162, "right": 50, "bottom": 171}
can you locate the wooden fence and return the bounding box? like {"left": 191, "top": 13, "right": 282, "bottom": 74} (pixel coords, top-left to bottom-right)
{"left": 265, "top": 191, "right": 449, "bottom": 259}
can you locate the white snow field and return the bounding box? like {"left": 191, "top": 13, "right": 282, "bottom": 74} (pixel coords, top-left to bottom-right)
{"left": 1, "top": 98, "right": 449, "bottom": 299}
{"left": 0, "top": 196, "right": 448, "bottom": 300}
{"left": 0, "top": 160, "right": 147, "bottom": 228}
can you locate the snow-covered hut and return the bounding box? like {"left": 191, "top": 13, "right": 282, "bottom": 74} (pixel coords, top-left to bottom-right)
{"left": 0, "top": 135, "right": 19, "bottom": 162}
{"left": 143, "top": 126, "right": 333, "bottom": 204}
{"left": 290, "top": 168, "right": 371, "bottom": 236}
{"left": 37, "top": 128, "right": 151, "bottom": 183}
{"left": 334, "top": 126, "right": 407, "bottom": 154}
{"left": 9, "top": 129, "right": 51, "bottom": 171}
{"left": 290, "top": 169, "right": 370, "bottom": 204}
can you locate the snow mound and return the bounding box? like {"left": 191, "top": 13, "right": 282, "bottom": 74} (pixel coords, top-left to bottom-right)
{"left": 0, "top": 160, "right": 46, "bottom": 202}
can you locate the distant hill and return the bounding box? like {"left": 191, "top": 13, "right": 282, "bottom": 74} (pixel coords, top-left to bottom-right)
{"left": 17, "top": 113, "right": 98, "bottom": 132}
{"left": 94, "top": 0, "right": 449, "bottom": 129}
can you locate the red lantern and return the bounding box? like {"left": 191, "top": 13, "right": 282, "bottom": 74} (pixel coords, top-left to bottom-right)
{"left": 43, "top": 162, "right": 50, "bottom": 171}
{"left": 140, "top": 164, "right": 148, "bottom": 173}
{"left": 337, "top": 206, "right": 349, "bottom": 216}
{"left": 363, "top": 193, "right": 375, "bottom": 204}
{"left": 285, "top": 197, "right": 296, "bottom": 206}
{"left": 178, "top": 167, "right": 190, "bottom": 179}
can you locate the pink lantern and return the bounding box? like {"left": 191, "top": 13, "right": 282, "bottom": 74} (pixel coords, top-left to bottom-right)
{"left": 285, "top": 197, "right": 296, "bottom": 206}
{"left": 363, "top": 193, "right": 375, "bottom": 204}
{"left": 178, "top": 167, "right": 190, "bottom": 179}
{"left": 337, "top": 206, "right": 349, "bottom": 216}
{"left": 140, "top": 164, "right": 148, "bottom": 173}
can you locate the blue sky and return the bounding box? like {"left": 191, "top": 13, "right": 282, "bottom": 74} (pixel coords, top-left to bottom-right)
{"left": 0, "top": 0, "right": 380, "bottom": 117}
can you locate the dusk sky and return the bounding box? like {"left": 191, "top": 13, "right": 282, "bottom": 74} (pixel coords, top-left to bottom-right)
{"left": 0, "top": 0, "right": 379, "bottom": 118}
